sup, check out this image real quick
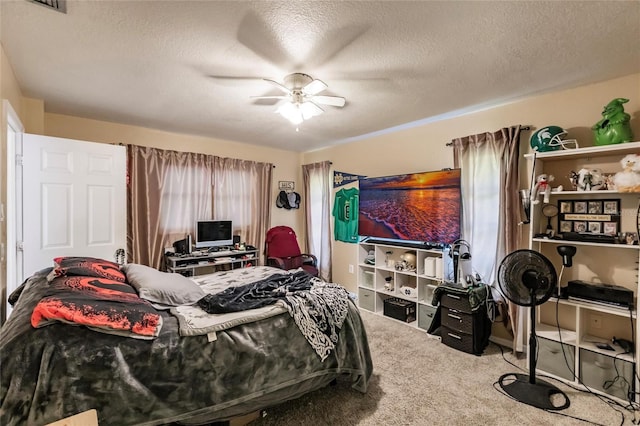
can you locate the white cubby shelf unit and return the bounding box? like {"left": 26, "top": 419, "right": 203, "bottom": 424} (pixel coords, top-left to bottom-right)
{"left": 357, "top": 240, "right": 451, "bottom": 332}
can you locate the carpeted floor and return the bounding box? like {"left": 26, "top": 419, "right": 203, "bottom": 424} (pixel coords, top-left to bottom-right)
{"left": 249, "top": 309, "right": 637, "bottom": 426}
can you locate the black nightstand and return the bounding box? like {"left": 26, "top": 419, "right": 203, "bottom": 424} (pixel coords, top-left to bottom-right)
{"left": 433, "top": 284, "right": 492, "bottom": 355}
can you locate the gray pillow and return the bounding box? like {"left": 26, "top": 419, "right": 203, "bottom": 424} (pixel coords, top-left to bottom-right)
{"left": 121, "top": 263, "right": 205, "bottom": 308}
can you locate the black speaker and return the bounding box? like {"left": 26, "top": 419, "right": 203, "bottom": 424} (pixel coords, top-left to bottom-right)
{"left": 173, "top": 235, "right": 192, "bottom": 255}
{"left": 233, "top": 235, "right": 241, "bottom": 245}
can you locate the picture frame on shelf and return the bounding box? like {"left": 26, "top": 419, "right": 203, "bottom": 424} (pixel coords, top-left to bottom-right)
{"left": 557, "top": 199, "right": 621, "bottom": 236}
{"left": 625, "top": 232, "right": 638, "bottom": 246}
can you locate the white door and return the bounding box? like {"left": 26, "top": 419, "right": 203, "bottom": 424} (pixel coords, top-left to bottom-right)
{"left": 21, "top": 134, "right": 126, "bottom": 280}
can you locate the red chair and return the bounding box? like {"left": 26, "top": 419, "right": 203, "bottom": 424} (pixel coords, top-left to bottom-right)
{"left": 265, "top": 226, "right": 318, "bottom": 277}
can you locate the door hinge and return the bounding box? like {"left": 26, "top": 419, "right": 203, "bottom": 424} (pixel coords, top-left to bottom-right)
{"left": 15, "top": 154, "right": 23, "bottom": 167}
{"left": 16, "top": 241, "right": 24, "bottom": 252}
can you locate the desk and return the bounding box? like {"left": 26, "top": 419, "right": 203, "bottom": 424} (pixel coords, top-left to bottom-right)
{"left": 165, "top": 248, "right": 259, "bottom": 277}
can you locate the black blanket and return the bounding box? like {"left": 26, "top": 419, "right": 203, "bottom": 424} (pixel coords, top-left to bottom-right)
{"left": 197, "top": 270, "right": 313, "bottom": 313}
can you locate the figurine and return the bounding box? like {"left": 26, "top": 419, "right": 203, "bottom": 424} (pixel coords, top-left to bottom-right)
{"left": 568, "top": 170, "right": 579, "bottom": 190}
{"left": 592, "top": 98, "right": 634, "bottom": 146}
{"left": 576, "top": 168, "right": 604, "bottom": 191}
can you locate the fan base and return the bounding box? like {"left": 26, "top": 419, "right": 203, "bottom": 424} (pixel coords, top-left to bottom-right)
{"left": 498, "top": 373, "right": 570, "bottom": 411}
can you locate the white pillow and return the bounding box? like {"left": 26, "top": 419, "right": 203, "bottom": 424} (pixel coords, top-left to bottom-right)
{"left": 121, "top": 263, "right": 205, "bottom": 308}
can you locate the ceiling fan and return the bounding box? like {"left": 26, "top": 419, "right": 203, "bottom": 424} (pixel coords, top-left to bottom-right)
{"left": 252, "top": 73, "right": 346, "bottom": 125}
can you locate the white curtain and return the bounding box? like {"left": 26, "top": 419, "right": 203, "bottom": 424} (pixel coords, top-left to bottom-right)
{"left": 213, "top": 157, "right": 273, "bottom": 263}
{"left": 302, "top": 161, "right": 332, "bottom": 282}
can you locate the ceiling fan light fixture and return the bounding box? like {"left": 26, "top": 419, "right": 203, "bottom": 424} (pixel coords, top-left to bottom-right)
{"left": 299, "top": 101, "right": 323, "bottom": 120}
{"left": 276, "top": 102, "right": 304, "bottom": 125}
{"left": 258, "top": 73, "right": 344, "bottom": 125}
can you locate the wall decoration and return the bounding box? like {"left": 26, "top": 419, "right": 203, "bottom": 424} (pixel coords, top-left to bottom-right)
{"left": 333, "top": 171, "right": 366, "bottom": 188}
{"left": 557, "top": 199, "right": 620, "bottom": 236}
{"left": 278, "top": 181, "right": 295, "bottom": 191}
{"left": 333, "top": 187, "right": 359, "bottom": 243}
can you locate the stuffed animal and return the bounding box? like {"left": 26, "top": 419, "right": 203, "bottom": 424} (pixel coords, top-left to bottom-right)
{"left": 613, "top": 154, "right": 640, "bottom": 192}
{"left": 576, "top": 168, "right": 604, "bottom": 191}
{"left": 530, "top": 174, "right": 554, "bottom": 204}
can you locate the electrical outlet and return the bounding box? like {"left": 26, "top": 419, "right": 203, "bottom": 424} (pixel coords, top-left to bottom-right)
{"left": 591, "top": 315, "right": 602, "bottom": 329}
{"left": 348, "top": 264, "right": 354, "bottom": 273}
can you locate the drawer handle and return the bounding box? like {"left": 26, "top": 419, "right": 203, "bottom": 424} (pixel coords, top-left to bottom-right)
{"left": 447, "top": 313, "right": 462, "bottom": 321}
{"left": 447, "top": 294, "right": 461, "bottom": 300}
{"left": 447, "top": 332, "right": 462, "bottom": 340}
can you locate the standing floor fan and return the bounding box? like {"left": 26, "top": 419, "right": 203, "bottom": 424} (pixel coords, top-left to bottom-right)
{"left": 497, "top": 249, "right": 570, "bottom": 410}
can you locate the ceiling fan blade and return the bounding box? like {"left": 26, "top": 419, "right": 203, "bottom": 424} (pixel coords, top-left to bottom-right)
{"left": 249, "top": 95, "right": 288, "bottom": 100}
{"left": 264, "top": 79, "right": 291, "bottom": 94}
{"left": 312, "top": 95, "right": 346, "bottom": 107}
{"left": 303, "top": 79, "right": 328, "bottom": 96}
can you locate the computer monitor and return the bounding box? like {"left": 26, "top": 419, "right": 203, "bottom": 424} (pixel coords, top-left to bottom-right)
{"left": 195, "top": 220, "right": 233, "bottom": 249}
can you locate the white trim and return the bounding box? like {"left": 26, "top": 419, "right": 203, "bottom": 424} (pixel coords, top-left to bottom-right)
{"left": 3, "top": 99, "right": 24, "bottom": 322}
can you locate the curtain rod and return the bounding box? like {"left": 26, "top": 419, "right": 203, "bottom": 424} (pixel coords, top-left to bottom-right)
{"left": 274, "top": 161, "right": 333, "bottom": 168}
{"left": 446, "top": 125, "right": 531, "bottom": 146}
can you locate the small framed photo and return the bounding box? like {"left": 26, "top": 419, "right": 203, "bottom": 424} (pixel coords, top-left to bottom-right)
{"left": 588, "top": 201, "right": 602, "bottom": 214}
{"left": 603, "top": 222, "right": 617, "bottom": 235}
{"left": 574, "top": 201, "right": 587, "bottom": 213}
{"left": 560, "top": 201, "right": 572, "bottom": 213}
{"left": 574, "top": 221, "right": 587, "bottom": 232}
{"left": 604, "top": 200, "right": 619, "bottom": 214}
{"left": 588, "top": 222, "right": 602, "bottom": 233}
{"left": 625, "top": 232, "right": 639, "bottom": 245}
{"left": 560, "top": 221, "right": 573, "bottom": 233}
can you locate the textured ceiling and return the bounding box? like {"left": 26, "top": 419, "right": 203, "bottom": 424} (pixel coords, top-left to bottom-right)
{"left": 1, "top": 1, "right": 639, "bottom": 152}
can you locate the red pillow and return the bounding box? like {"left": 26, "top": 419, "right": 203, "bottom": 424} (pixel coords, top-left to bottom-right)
{"left": 50, "top": 256, "right": 126, "bottom": 282}
{"left": 32, "top": 275, "right": 162, "bottom": 339}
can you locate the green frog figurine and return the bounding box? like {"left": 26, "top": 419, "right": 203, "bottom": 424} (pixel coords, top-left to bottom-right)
{"left": 592, "top": 98, "right": 633, "bottom": 145}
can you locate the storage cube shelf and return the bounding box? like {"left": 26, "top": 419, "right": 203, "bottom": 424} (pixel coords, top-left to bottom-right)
{"left": 357, "top": 240, "right": 450, "bottom": 331}
{"left": 526, "top": 141, "right": 640, "bottom": 403}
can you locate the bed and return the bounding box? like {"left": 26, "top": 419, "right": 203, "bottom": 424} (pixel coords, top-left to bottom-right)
{"left": 0, "top": 261, "right": 373, "bottom": 426}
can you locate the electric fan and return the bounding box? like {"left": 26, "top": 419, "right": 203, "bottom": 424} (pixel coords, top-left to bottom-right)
{"left": 497, "top": 249, "right": 570, "bottom": 410}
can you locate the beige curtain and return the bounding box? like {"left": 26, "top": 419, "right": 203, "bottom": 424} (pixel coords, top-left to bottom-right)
{"left": 452, "top": 125, "right": 522, "bottom": 350}
{"left": 127, "top": 145, "right": 214, "bottom": 269}
{"left": 127, "top": 145, "right": 273, "bottom": 270}
{"left": 302, "top": 161, "right": 332, "bottom": 281}
{"left": 213, "top": 157, "right": 273, "bottom": 264}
